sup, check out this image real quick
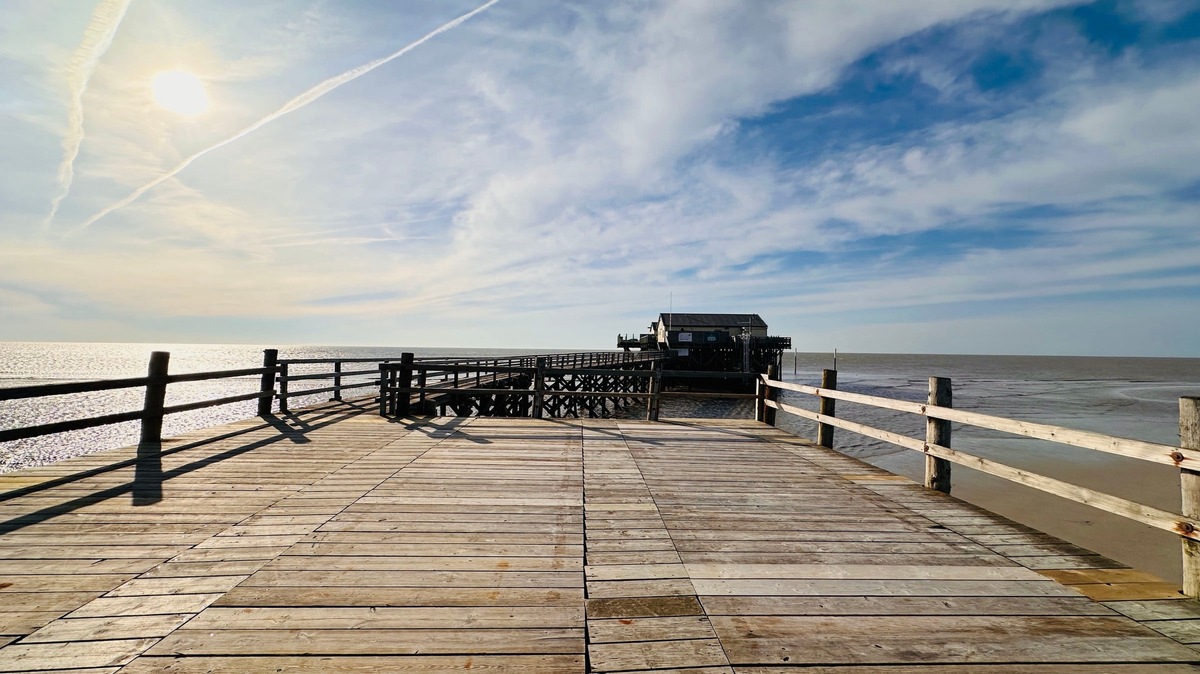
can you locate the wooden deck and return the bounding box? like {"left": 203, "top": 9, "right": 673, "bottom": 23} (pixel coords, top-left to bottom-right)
{"left": 2, "top": 402, "right": 1200, "bottom": 672}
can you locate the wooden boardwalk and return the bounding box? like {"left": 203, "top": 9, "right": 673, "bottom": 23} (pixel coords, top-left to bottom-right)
{"left": 3, "top": 403, "right": 1200, "bottom": 672}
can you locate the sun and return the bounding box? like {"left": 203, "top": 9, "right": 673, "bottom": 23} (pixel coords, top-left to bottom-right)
{"left": 151, "top": 70, "right": 209, "bottom": 116}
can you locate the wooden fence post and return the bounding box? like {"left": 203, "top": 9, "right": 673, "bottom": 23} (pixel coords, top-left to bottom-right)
{"left": 140, "top": 351, "right": 170, "bottom": 444}
{"left": 1181, "top": 397, "right": 1200, "bottom": 597}
{"left": 396, "top": 352, "right": 414, "bottom": 417}
{"left": 331, "top": 361, "right": 343, "bottom": 401}
{"left": 764, "top": 365, "right": 779, "bottom": 426}
{"left": 378, "top": 363, "right": 391, "bottom": 416}
{"left": 533, "top": 357, "right": 546, "bottom": 419}
{"left": 755, "top": 374, "right": 766, "bottom": 422}
{"left": 817, "top": 369, "right": 837, "bottom": 448}
{"left": 277, "top": 362, "right": 290, "bottom": 414}
{"left": 925, "top": 377, "right": 953, "bottom": 494}
{"left": 258, "top": 349, "right": 278, "bottom": 416}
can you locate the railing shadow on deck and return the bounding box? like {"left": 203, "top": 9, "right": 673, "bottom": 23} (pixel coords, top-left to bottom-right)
{"left": 0, "top": 404, "right": 366, "bottom": 535}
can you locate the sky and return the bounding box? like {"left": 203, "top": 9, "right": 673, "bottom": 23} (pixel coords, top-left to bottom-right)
{"left": 1, "top": 0, "right": 1198, "bottom": 356}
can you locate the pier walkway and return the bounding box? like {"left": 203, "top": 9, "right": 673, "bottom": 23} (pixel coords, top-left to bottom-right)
{"left": 3, "top": 403, "right": 1200, "bottom": 672}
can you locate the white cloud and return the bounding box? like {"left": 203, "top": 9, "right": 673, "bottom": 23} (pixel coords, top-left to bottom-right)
{"left": 0, "top": 0, "right": 1197, "bottom": 354}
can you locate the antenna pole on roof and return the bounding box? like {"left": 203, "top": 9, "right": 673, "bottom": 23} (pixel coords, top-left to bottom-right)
{"left": 668, "top": 293, "right": 672, "bottom": 332}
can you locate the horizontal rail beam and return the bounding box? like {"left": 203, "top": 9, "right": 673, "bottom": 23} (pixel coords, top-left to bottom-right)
{"left": 764, "top": 377, "right": 1198, "bottom": 467}
{"left": 0, "top": 376, "right": 150, "bottom": 400}
{"left": 278, "top": 368, "right": 377, "bottom": 382}
{"left": 165, "top": 367, "right": 274, "bottom": 384}
{"left": 162, "top": 391, "right": 269, "bottom": 416}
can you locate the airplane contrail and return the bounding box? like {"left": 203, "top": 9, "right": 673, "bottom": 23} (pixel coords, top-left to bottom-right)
{"left": 44, "top": 0, "right": 133, "bottom": 228}
{"left": 70, "top": 0, "right": 501, "bottom": 235}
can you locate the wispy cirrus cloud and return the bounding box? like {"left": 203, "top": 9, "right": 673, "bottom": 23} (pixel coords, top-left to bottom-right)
{"left": 69, "top": 0, "right": 502, "bottom": 235}
{"left": 42, "top": 0, "right": 131, "bottom": 229}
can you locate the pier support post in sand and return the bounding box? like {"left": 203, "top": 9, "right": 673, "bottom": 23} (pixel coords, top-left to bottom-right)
{"left": 818, "top": 369, "right": 837, "bottom": 448}
{"left": 258, "top": 349, "right": 278, "bottom": 416}
{"left": 1181, "top": 396, "right": 1200, "bottom": 597}
{"left": 925, "top": 376, "right": 953, "bottom": 494}
{"left": 533, "top": 357, "right": 546, "bottom": 419}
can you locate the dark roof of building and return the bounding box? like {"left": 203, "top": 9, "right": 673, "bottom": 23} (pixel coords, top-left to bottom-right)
{"left": 657, "top": 313, "right": 767, "bottom": 329}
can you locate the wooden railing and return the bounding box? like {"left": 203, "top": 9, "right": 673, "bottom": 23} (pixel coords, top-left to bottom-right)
{"left": 379, "top": 351, "right": 671, "bottom": 419}
{"left": 755, "top": 366, "right": 1200, "bottom": 596}
{"left": 275, "top": 350, "right": 668, "bottom": 414}
{"left": 0, "top": 351, "right": 275, "bottom": 445}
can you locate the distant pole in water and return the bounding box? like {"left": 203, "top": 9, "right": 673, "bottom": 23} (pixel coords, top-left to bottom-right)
{"left": 793, "top": 348, "right": 797, "bottom": 376}
{"left": 833, "top": 348, "right": 837, "bottom": 370}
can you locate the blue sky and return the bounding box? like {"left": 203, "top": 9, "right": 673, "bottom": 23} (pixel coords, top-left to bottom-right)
{"left": 1, "top": 0, "right": 1198, "bottom": 355}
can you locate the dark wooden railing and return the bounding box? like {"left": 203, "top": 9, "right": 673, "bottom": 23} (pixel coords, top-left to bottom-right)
{"left": 756, "top": 366, "right": 1200, "bottom": 596}
{"left": 0, "top": 350, "right": 276, "bottom": 444}
{"left": 379, "top": 351, "right": 670, "bottom": 419}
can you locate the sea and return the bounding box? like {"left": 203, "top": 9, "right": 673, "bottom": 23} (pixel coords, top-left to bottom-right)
{"left": 2, "top": 342, "right": 1199, "bottom": 581}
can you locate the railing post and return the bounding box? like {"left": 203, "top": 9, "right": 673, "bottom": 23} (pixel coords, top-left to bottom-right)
{"left": 925, "top": 376, "right": 952, "bottom": 494}
{"left": 140, "top": 351, "right": 170, "bottom": 444}
{"left": 755, "top": 374, "right": 766, "bottom": 422}
{"left": 817, "top": 369, "right": 837, "bottom": 448}
{"left": 332, "top": 361, "right": 343, "bottom": 401}
{"left": 277, "top": 362, "right": 290, "bottom": 414}
{"left": 533, "top": 357, "right": 546, "bottom": 419}
{"left": 378, "top": 363, "right": 391, "bottom": 416}
{"left": 417, "top": 369, "right": 427, "bottom": 413}
{"left": 764, "top": 365, "right": 778, "bottom": 426}
{"left": 397, "top": 352, "right": 414, "bottom": 417}
{"left": 1181, "top": 397, "right": 1200, "bottom": 597}
{"left": 258, "top": 349, "right": 278, "bottom": 416}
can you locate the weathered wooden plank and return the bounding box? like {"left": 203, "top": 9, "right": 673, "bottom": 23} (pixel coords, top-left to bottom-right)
{"left": 0, "top": 637, "right": 158, "bottom": 671}
{"left": 685, "top": 564, "right": 1045, "bottom": 581}
{"left": 588, "top": 616, "right": 714, "bottom": 643}
{"left": 710, "top": 615, "right": 1200, "bottom": 664}
{"left": 119, "top": 655, "right": 586, "bottom": 673}
{"left": 186, "top": 606, "right": 582, "bottom": 630}
{"left": 586, "top": 596, "right": 703, "bottom": 619}
{"left": 216, "top": 586, "right": 584, "bottom": 607}
{"left": 700, "top": 595, "right": 1116, "bottom": 617}
{"left": 694, "top": 578, "right": 1076, "bottom": 597}
{"left": 589, "top": 638, "right": 728, "bottom": 671}
{"left": 1106, "top": 599, "right": 1200, "bottom": 621}
{"left": 67, "top": 593, "right": 224, "bottom": 618}
{"left": 149, "top": 628, "right": 584, "bottom": 656}
{"left": 21, "top": 613, "right": 194, "bottom": 643}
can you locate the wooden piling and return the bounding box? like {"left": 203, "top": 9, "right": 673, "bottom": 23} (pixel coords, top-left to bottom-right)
{"left": 926, "top": 376, "right": 953, "bottom": 494}
{"left": 1181, "top": 397, "right": 1200, "bottom": 597}
{"left": 258, "top": 349, "right": 277, "bottom": 416}
{"left": 533, "top": 357, "right": 546, "bottom": 419}
{"left": 139, "top": 351, "right": 170, "bottom": 444}
{"left": 331, "top": 361, "right": 343, "bottom": 401}
{"left": 764, "top": 365, "right": 779, "bottom": 426}
{"left": 817, "top": 368, "right": 837, "bottom": 448}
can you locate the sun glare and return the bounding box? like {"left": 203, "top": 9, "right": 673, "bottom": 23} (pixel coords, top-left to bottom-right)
{"left": 151, "top": 70, "right": 209, "bottom": 116}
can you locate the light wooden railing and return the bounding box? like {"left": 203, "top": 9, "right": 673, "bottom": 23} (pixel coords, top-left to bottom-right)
{"left": 756, "top": 366, "right": 1200, "bottom": 596}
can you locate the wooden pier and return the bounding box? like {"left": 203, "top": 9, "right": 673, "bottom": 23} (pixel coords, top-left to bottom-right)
{"left": 4, "top": 403, "right": 1200, "bottom": 672}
